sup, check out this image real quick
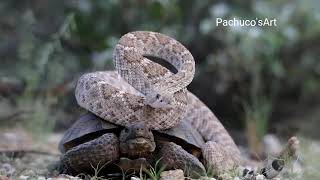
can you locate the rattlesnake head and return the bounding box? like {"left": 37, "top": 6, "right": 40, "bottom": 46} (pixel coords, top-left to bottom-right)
{"left": 145, "top": 90, "right": 174, "bottom": 108}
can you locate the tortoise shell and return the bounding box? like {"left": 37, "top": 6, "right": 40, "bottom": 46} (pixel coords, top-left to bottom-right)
{"left": 59, "top": 113, "right": 204, "bottom": 154}
{"left": 156, "top": 119, "right": 204, "bottom": 153}
{"left": 59, "top": 113, "right": 120, "bottom": 153}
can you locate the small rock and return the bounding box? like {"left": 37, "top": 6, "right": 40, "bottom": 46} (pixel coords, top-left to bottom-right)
{"left": 131, "top": 177, "right": 141, "bottom": 180}
{"left": 38, "top": 176, "right": 46, "bottom": 180}
{"left": 0, "top": 163, "right": 15, "bottom": 176}
{"left": 47, "top": 174, "right": 82, "bottom": 180}
{"left": 160, "top": 169, "right": 184, "bottom": 180}
{"left": 262, "top": 134, "right": 282, "bottom": 156}
{"left": 18, "top": 176, "right": 29, "bottom": 180}
{"left": 239, "top": 166, "right": 256, "bottom": 179}
{"left": 200, "top": 177, "right": 216, "bottom": 180}
{"left": 0, "top": 175, "right": 9, "bottom": 180}
{"left": 255, "top": 174, "right": 265, "bottom": 180}
{"left": 218, "top": 173, "right": 233, "bottom": 180}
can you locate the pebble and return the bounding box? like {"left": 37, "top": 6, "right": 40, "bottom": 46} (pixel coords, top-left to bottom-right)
{"left": 131, "top": 177, "right": 141, "bottom": 180}
{"left": 160, "top": 169, "right": 184, "bottom": 180}
{"left": 255, "top": 174, "right": 265, "bottom": 180}
{"left": 262, "top": 134, "right": 282, "bottom": 156}
{"left": 38, "top": 176, "right": 46, "bottom": 180}
{"left": 0, "top": 163, "right": 15, "bottom": 176}
{"left": 200, "top": 177, "right": 216, "bottom": 180}
{"left": 18, "top": 176, "right": 29, "bottom": 180}
{"left": 218, "top": 173, "right": 233, "bottom": 180}
{"left": 47, "top": 174, "right": 82, "bottom": 180}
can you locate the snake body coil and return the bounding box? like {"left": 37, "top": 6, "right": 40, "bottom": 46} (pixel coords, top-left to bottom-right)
{"left": 75, "top": 31, "right": 241, "bottom": 172}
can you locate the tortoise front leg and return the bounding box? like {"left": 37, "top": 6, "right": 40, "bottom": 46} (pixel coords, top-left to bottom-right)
{"left": 61, "top": 133, "right": 119, "bottom": 174}
{"left": 158, "top": 142, "right": 206, "bottom": 178}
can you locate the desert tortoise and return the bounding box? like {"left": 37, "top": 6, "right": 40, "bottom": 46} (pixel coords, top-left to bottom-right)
{"left": 59, "top": 113, "right": 206, "bottom": 177}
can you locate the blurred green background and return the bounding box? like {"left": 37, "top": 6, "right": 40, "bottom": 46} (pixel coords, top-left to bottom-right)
{"left": 0, "top": 0, "right": 319, "bottom": 144}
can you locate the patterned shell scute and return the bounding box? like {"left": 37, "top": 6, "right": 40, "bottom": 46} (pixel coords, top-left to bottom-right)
{"left": 158, "top": 120, "right": 205, "bottom": 149}
{"left": 59, "top": 113, "right": 119, "bottom": 153}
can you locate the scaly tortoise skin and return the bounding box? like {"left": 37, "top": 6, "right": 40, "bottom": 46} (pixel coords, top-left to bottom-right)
{"left": 59, "top": 113, "right": 206, "bottom": 177}
{"left": 75, "top": 31, "right": 241, "bottom": 173}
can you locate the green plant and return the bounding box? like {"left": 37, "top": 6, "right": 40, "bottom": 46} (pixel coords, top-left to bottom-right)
{"left": 244, "top": 97, "right": 273, "bottom": 158}
{"left": 76, "top": 161, "right": 111, "bottom": 180}
{"left": 143, "top": 159, "right": 166, "bottom": 180}
{"left": 13, "top": 13, "right": 77, "bottom": 139}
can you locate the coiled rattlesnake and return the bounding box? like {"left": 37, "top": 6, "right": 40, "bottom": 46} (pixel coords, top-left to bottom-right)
{"left": 76, "top": 31, "right": 194, "bottom": 130}
{"left": 75, "top": 31, "right": 244, "bottom": 173}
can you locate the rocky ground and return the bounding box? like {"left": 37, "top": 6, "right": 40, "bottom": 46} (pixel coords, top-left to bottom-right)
{"left": 0, "top": 128, "right": 319, "bottom": 180}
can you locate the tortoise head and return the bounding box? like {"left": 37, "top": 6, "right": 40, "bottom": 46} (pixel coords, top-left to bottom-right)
{"left": 119, "top": 122, "right": 156, "bottom": 157}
